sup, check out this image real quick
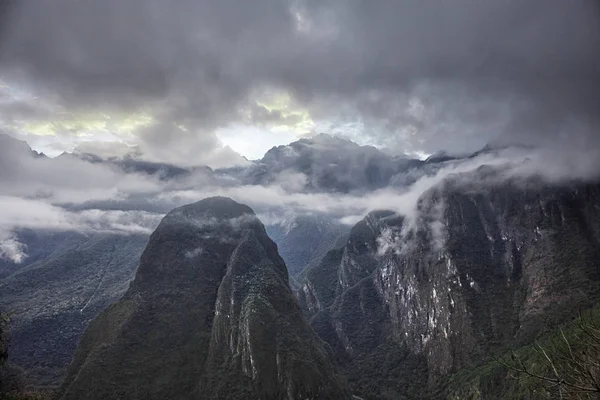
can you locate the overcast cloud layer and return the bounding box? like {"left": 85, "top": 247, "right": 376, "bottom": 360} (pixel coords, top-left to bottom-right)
{"left": 0, "top": 0, "right": 598, "bottom": 161}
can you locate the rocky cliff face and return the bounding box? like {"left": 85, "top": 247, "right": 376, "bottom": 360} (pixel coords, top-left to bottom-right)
{"left": 0, "top": 215, "right": 349, "bottom": 388}
{"left": 59, "top": 197, "right": 351, "bottom": 400}
{"left": 298, "top": 176, "right": 600, "bottom": 398}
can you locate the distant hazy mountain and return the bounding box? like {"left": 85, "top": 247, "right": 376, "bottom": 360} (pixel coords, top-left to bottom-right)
{"left": 68, "top": 151, "right": 202, "bottom": 181}
{"left": 232, "top": 134, "right": 423, "bottom": 193}
{"left": 59, "top": 197, "right": 351, "bottom": 400}
{"left": 0, "top": 134, "right": 47, "bottom": 161}
{"left": 266, "top": 213, "right": 350, "bottom": 278}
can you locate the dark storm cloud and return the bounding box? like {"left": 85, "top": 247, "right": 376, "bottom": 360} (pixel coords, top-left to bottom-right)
{"left": 0, "top": 0, "right": 296, "bottom": 123}
{"left": 0, "top": 0, "right": 598, "bottom": 153}
{"left": 296, "top": 0, "right": 600, "bottom": 152}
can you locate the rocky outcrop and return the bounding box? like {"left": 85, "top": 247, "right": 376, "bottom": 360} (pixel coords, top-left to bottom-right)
{"left": 59, "top": 197, "right": 351, "bottom": 400}
{"left": 299, "top": 176, "right": 600, "bottom": 398}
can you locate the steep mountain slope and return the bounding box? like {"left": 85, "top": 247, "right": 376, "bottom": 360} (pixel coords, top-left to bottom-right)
{"left": 0, "top": 216, "right": 347, "bottom": 388}
{"left": 298, "top": 174, "right": 600, "bottom": 399}
{"left": 0, "top": 233, "right": 148, "bottom": 386}
{"left": 59, "top": 197, "right": 351, "bottom": 400}
{"left": 266, "top": 214, "right": 350, "bottom": 278}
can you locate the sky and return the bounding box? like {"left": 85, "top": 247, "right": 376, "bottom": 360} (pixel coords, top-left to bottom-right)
{"left": 1, "top": 0, "right": 600, "bottom": 264}
{"left": 0, "top": 0, "right": 598, "bottom": 164}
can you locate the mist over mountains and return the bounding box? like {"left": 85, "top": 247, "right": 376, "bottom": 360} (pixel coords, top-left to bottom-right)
{"left": 1, "top": 129, "right": 600, "bottom": 398}
{"left": 2, "top": 131, "right": 599, "bottom": 267}
{"left": 1, "top": 0, "right": 599, "bottom": 398}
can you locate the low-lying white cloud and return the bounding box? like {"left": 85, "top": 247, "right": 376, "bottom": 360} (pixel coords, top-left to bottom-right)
{"left": 1, "top": 131, "right": 600, "bottom": 265}
{"left": 0, "top": 195, "right": 163, "bottom": 263}
{"left": 0, "top": 234, "right": 28, "bottom": 264}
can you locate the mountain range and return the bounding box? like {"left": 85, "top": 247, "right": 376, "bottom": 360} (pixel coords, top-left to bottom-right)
{"left": 1, "top": 132, "right": 599, "bottom": 399}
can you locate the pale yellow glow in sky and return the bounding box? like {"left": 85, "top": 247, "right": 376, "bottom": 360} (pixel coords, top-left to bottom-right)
{"left": 3, "top": 80, "right": 328, "bottom": 159}
{"left": 254, "top": 91, "right": 315, "bottom": 134}
{"left": 19, "top": 112, "right": 154, "bottom": 138}
{"left": 217, "top": 91, "right": 316, "bottom": 159}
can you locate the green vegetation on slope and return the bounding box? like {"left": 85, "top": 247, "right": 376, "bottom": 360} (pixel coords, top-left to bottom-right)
{"left": 448, "top": 305, "right": 600, "bottom": 399}
{"left": 59, "top": 197, "right": 351, "bottom": 400}
{"left": 0, "top": 313, "right": 54, "bottom": 400}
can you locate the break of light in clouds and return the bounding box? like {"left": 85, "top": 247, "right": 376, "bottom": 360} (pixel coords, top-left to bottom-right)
{"left": 0, "top": 0, "right": 597, "bottom": 163}
{"left": 216, "top": 125, "right": 303, "bottom": 161}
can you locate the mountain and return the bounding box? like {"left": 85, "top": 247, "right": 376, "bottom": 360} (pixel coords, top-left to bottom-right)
{"left": 68, "top": 152, "right": 200, "bottom": 181}
{"left": 298, "top": 172, "right": 600, "bottom": 398}
{"left": 59, "top": 197, "right": 351, "bottom": 400}
{"left": 0, "top": 133, "right": 47, "bottom": 161}
{"left": 0, "top": 233, "right": 148, "bottom": 386}
{"left": 236, "top": 134, "right": 423, "bottom": 193}
{"left": 0, "top": 214, "right": 348, "bottom": 389}
{"left": 266, "top": 214, "right": 350, "bottom": 278}
{"left": 0, "top": 215, "right": 352, "bottom": 388}
{"left": 4, "top": 131, "right": 600, "bottom": 398}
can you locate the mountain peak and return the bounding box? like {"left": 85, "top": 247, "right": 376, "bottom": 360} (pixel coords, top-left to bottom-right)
{"left": 167, "top": 196, "right": 255, "bottom": 220}
{"left": 301, "top": 133, "right": 358, "bottom": 146}
{"left": 60, "top": 199, "right": 351, "bottom": 400}
{"left": 0, "top": 133, "right": 38, "bottom": 158}
{"left": 254, "top": 134, "right": 421, "bottom": 193}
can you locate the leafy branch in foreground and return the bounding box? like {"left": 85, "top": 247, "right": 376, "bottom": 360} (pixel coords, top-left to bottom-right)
{"left": 495, "top": 312, "right": 600, "bottom": 399}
